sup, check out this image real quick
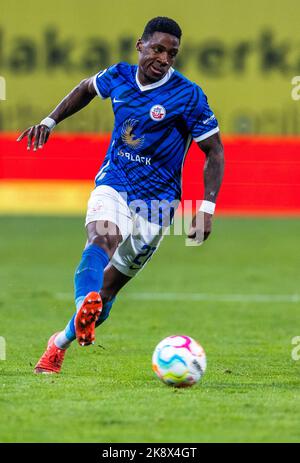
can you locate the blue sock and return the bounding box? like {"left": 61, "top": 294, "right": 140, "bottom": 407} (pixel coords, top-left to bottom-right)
{"left": 59, "top": 244, "right": 110, "bottom": 344}
{"left": 65, "top": 313, "right": 76, "bottom": 341}
{"left": 74, "top": 244, "right": 109, "bottom": 308}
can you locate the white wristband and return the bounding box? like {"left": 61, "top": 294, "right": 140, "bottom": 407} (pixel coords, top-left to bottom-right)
{"left": 198, "top": 200, "right": 216, "bottom": 215}
{"left": 40, "top": 117, "right": 56, "bottom": 130}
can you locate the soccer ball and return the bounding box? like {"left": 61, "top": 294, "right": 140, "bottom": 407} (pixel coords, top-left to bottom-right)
{"left": 152, "top": 335, "right": 206, "bottom": 387}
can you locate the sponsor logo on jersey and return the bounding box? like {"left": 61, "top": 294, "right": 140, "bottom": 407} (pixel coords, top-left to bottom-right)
{"left": 117, "top": 150, "right": 151, "bottom": 165}
{"left": 150, "top": 105, "right": 166, "bottom": 121}
{"left": 121, "top": 119, "right": 145, "bottom": 150}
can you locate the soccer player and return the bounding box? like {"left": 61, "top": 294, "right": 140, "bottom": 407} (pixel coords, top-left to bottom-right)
{"left": 17, "top": 17, "right": 224, "bottom": 374}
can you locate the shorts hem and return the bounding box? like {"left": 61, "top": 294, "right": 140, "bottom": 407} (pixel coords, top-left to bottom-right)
{"left": 110, "top": 259, "right": 139, "bottom": 278}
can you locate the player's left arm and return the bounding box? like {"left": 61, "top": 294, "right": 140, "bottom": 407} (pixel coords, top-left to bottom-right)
{"left": 188, "top": 131, "right": 224, "bottom": 242}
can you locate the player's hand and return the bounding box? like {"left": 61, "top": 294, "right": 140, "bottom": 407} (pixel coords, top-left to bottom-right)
{"left": 187, "top": 211, "right": 213, "bottom": 244}
{"left": 17, "top": 124, "right": 51, "bottom": 151}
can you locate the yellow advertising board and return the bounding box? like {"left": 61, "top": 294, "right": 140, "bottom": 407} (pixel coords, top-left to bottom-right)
{"left": 1, "top": 0, "right": 300, "bottom": 134}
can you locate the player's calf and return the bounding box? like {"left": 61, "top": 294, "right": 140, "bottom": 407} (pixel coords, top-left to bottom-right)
{"left": 96, "top": 296, "right": 116, "bottom": 327}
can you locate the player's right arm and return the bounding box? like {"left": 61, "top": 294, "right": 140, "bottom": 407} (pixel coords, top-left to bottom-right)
{"left": 17, "top": 77, "right": 96, "bottom": 151}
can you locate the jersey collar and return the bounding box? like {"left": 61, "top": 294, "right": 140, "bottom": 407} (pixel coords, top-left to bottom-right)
{"left": 135, "top": 67, "right": 174, "bottom": 91}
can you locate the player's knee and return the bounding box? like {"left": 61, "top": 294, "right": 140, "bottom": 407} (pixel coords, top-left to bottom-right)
{"left": 87, "top": 220, "right": 122, "bottom": 256}
{"left": 88, "top": 234, "right": 118, "bottom": 258}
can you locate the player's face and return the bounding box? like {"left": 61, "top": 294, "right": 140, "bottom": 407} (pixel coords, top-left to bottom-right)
{"left": 136, "top": 32, "right": 180, "bottom": 85}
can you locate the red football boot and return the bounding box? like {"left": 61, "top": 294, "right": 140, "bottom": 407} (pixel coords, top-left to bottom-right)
{"left": 75, "top": 292, "right": 102, "bottom": 346}
{"left": 34, "top": 332, "right": 66, "bottom": 374}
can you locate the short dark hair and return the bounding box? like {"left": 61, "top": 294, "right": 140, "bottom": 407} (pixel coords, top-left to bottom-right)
{"left": 141, "top": 17, "right": 182, "bottom": 42}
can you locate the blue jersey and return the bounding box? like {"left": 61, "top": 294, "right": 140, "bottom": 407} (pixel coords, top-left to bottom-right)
{"left": 93, "top": 62, "right": 219, "bottom": 225}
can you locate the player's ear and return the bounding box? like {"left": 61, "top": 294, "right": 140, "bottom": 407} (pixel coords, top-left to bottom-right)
{"left": 136, "top": 39, "right": 143, "bottom": 52}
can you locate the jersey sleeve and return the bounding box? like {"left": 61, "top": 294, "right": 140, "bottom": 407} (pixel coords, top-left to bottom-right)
{"left": 93, "top": 67, "right": 113, "bottom": 99}
{"left": 184, "top": 86, "right": 219, "bottom": 142}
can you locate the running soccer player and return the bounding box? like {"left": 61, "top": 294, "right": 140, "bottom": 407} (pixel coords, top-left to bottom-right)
{"left": 17, "top": 17, "right": 224, "bottom": 374}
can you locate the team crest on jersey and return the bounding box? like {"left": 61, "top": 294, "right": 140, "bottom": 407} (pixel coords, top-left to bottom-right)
{"left": 121, "top": 119, "right": 145, "bottom": 151}
{"left": 150, "top": 105, "right": 166, "bottom": 121}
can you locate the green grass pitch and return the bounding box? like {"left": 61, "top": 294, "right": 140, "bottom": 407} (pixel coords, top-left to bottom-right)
{"left": 0, "top": 216, "right": 300, "bottom": 443}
